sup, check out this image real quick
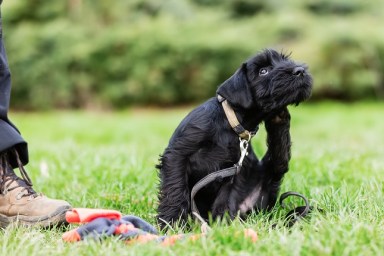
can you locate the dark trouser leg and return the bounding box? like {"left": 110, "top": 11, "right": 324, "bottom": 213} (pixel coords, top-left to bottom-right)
{"left": 0, "top": 7, "right": 28, "bottom": 167}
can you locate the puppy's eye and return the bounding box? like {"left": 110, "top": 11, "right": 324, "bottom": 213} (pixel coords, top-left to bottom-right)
{"left": 259, "top": 68, "right": 269, "bottom": 76}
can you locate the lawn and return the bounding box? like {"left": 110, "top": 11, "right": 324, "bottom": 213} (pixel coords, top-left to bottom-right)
{"left": 1, "top": 102, "right": 384, "bottom": 255}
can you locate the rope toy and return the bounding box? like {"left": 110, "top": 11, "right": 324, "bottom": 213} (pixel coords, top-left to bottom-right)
{"left": 62, "top": 208, "right": 258, "bottom": 246}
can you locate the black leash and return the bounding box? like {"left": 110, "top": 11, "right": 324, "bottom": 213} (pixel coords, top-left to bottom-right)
{"left": 276, "top": 191, "right": 313, "bottom": 228}
{"left": 190, "top": 165, "right": 240, "bottom": 233}
{"left": 190, "top": 136, "right": 313, "bottom": 229}
{"left": 191, "top": 174, "right": 313, "bottom": 230}
{"left": 191, "top": 136, "right": 250, "bottom": 233}
{"left": 192, "top": 185, "right": 313, "bottom": 230}
{"left": 191, "top": 165, "right": 240, "bottom": 217}
{"left": 190, "top": 137, "right": 251, "bottom": 217}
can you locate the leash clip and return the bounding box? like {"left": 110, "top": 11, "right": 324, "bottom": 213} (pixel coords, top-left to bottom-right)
{"left": 237, "top": 137, "right": 249, "bottom": 167}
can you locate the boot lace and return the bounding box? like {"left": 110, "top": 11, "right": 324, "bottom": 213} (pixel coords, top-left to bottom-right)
{"left": 0, "top": 149, "right": 38, "bottom": 199}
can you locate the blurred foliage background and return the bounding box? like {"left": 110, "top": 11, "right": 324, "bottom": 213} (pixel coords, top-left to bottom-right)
{"left": 2, "top": 0, "right": 384, "bottom": 110}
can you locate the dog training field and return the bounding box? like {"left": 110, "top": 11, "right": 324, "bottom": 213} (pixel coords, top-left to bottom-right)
{"left": 1, "top": 102, "right": 383, "bottom": 255}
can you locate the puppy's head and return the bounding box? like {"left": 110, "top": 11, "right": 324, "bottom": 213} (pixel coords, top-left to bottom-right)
{"left": 217, "top": 49, "right": 313, "bottom": 113}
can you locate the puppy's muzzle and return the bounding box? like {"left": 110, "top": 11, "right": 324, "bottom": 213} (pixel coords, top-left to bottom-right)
{"left": 292, "top": 66, "right": 306, "bottom": 77}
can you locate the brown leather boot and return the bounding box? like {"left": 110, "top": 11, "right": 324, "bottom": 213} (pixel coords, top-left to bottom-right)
{"left": 0, "top": 150, "right": 72, "bottom": 228}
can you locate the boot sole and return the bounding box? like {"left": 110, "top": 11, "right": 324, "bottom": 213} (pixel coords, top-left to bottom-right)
{"left": 0, "top": 205, "right": 72, "bottom": 229}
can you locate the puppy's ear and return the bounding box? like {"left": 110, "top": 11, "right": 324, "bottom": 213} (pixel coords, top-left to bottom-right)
{"left": 216, "top": 63, "right": 253, "bottom": 109}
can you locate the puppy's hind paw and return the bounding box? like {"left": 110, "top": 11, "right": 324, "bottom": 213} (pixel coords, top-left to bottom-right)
{"left": 270, "top": 108, "right": 291, "bottom": 125}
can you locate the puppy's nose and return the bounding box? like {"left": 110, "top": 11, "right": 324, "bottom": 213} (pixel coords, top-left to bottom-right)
{"left": 293, "top": 66, "right": 305, "bottom": 76}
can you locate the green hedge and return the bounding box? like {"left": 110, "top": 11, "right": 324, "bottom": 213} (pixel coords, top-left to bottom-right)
{"left": 3, "top": 0, "right": 384, "bottom": 109}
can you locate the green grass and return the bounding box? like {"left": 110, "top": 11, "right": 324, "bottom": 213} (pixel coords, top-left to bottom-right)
{"left": 1, "top": 102, "right": 384, "bottom": 255}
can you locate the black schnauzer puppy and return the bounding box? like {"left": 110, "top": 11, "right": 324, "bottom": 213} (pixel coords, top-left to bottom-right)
{"left": 156, "top": 49, "right": 313, "bottom": 228}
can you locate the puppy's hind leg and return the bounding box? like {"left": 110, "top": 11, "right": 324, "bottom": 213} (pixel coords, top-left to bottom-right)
{"left": 261, "top": 107, "right": 292, "bottom": 208}
{"left": 263, "top": 107, "right": 291, "bottom": 176}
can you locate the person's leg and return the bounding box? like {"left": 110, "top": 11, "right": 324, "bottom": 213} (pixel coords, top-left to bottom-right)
{"left": 0, "top": 5, "right": 71, "bottom": 228}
